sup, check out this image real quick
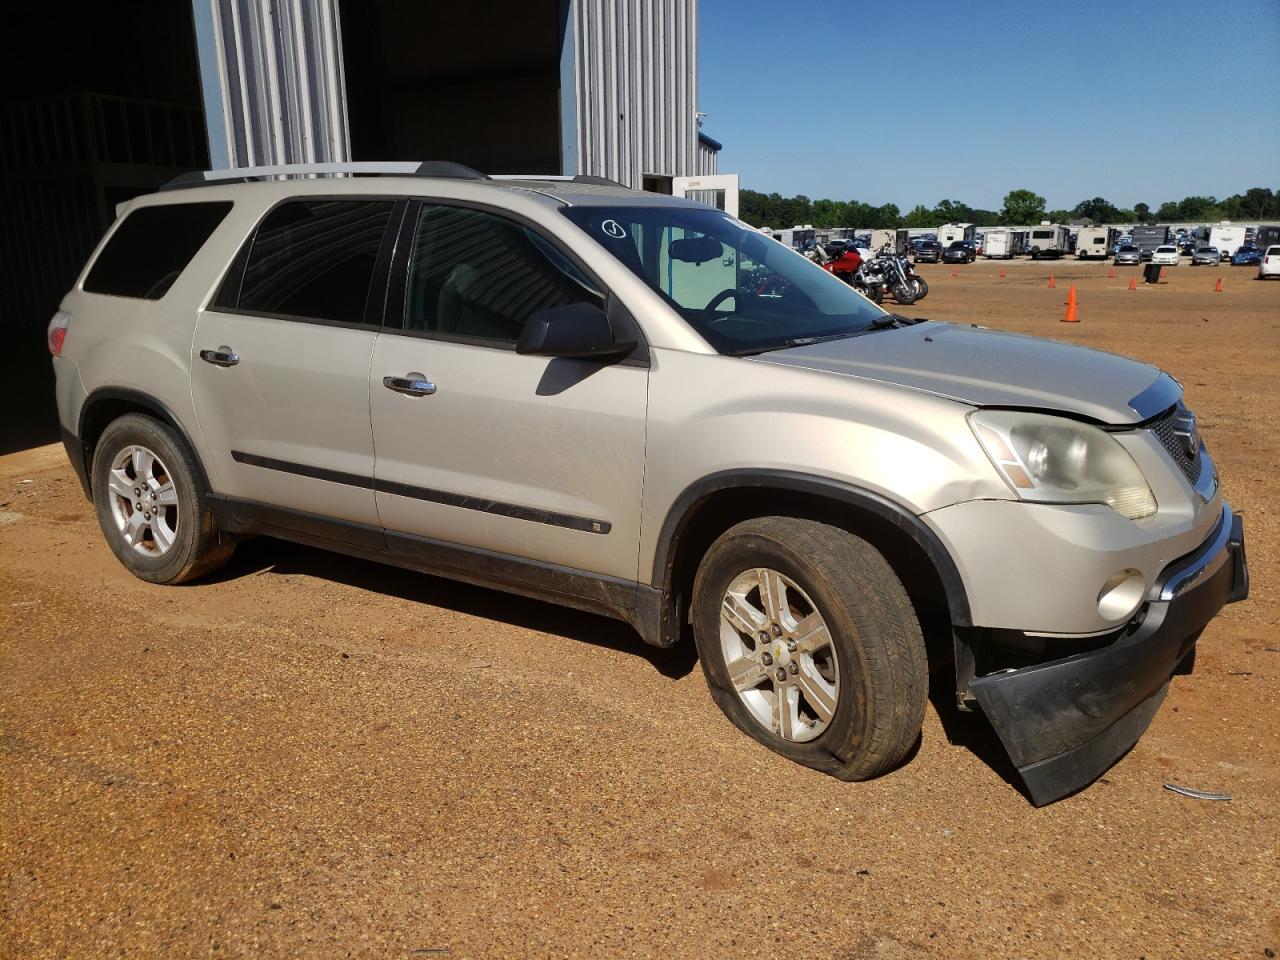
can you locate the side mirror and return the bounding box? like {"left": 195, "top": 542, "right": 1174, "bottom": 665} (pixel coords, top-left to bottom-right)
{"left": 517, "top": 301, "right": 636, "bottom": 360}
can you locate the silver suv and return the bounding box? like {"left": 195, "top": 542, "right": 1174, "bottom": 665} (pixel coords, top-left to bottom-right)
{"left": 49, "top": 162, "right": 1248, "bottom": 804}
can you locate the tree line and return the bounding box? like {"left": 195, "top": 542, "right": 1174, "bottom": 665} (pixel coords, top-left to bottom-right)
{"left": 738, "top": 187, "right": 1280, "bottom": 229}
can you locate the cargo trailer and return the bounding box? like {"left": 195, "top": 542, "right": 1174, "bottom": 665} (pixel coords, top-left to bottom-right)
{"left": 983, "top": 228, "right": 1014, "bottom": 259}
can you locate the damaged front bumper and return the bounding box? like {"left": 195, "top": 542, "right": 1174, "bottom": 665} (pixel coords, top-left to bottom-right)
{"left": 965, "top": 504, "right": 1248, "bottom": 806}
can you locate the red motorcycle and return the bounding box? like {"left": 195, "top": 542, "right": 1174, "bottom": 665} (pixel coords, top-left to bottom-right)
{"left": 806, "top": 242, "right": 862, "bottom": 285}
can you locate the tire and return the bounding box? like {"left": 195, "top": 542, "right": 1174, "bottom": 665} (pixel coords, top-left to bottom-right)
{"left": 692, "top": 517, "right": 928, "bottom": 781}
{"left": 91, "top": 413, "right": 234, "bottom": 584}
{"left": 890, "top": 281, "right": 917, "bottom": 305}
{"left": 912, "top": 276, "right": 929, "bottom": 300}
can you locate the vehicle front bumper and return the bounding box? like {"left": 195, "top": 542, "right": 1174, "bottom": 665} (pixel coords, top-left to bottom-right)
{"left": 968, "top": 505, "right": 1248, "bottom": 805}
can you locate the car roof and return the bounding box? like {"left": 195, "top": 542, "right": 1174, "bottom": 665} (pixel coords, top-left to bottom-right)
{"left": 139, "top": 168, "right": 706, "bottom": 212}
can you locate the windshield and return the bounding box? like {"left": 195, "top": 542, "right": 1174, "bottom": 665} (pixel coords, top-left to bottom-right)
{"left": 561, "top": 205, "right": 887, "bottom": 355}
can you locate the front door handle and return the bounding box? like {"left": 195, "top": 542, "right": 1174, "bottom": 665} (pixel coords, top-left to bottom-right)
{"left": 383, "top": 372, "right": 437, "bottom": 397}
{"left": 199, "top": 345, "right": 240, "bottom": 367}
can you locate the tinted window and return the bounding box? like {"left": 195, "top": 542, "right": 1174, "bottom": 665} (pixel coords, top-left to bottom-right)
{"left": 1032, "top": 230, "right": 1053, "bottom": 239}
{"left": 83, "top": 202, "right": 232, "bottom": 299}
{"left": 562, "top": 205, "right": 886, "bottom": 356}
{"left": 402, "top": 204, "right": 602, "bottom": 344}
{"left": 234, "top": 199, "right": 394, "bottom": 324}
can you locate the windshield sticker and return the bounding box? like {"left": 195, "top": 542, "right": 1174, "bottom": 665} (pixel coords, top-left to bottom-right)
{"left": 601, "top": 219, "right": 627, "bottom": 240}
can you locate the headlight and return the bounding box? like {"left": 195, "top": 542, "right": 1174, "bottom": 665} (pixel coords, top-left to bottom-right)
{"left": 969, "top": 410, "right": 1157, "bottom": 520}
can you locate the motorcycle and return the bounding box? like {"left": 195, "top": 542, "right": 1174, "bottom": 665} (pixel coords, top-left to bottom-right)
{"left": 875, "top": 245, "right": 928, "bottom": 305}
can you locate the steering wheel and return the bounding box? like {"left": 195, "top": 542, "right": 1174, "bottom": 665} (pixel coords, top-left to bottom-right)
{"left": 704, "top": 288, "right": 739, "bottom": 312}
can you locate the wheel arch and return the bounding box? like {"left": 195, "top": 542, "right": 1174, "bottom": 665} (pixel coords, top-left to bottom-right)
{"left": 649, "top": 470, "right": 972, "bottom": 649}
{"left": 78, "top": 388, "right": 212, "bottom": 498}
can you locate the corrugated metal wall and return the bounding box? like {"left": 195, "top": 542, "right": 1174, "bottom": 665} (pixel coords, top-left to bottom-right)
{"left": 200, "top": 0, "right": 349, "bottom": 167}
{"left": 572, "top": 0, "right": 699, "bottom": 187}
{"left": 696, "top": 139, "right": 718, "bottom": 175}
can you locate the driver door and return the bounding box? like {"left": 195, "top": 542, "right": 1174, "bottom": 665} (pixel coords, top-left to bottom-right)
{"left": 368, "top": 201, "right": 648, "bottom": 581}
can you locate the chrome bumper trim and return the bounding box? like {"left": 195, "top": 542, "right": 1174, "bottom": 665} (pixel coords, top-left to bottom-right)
{"left": 1156, "top": 504, "right": 1232, "bottom": 602}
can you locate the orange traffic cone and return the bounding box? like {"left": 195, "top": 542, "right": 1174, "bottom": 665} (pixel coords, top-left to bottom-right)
{"left": 998, "top": 266, "right": 1006, "bottom": 278}
{"left": 1214, "top": 277, "right": 1223, "bottom": 292}
{"left": 1108, "top": 266, "right": 1116, "bottom": 279}
{"left": 951, "top": 268, "right": 958, "bottom": 278}
{"left": 1048, "top": 274, "right": 1056, "bottom": 288}
{"left": 1062, "top": 284, "right": 1078, "bottom": 322}
{"left": 1159, "top": 267, "right": 1165, "bottom": 281}
{"left": 1128, "top": 276, "right": 1137, "bottom": 291}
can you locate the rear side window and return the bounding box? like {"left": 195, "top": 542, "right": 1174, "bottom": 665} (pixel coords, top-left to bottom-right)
{"left": 228, "top": 199, "right": 394, "bottom": 325}
{"left": 83, "top": 202, "right": 232, "bottom": 300}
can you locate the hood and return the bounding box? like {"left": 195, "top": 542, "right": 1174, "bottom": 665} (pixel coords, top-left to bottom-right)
{"left": 756, "top": 322, "right": 1179, "bottom": 425}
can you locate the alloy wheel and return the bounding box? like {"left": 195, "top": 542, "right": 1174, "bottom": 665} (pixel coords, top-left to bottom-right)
{"left": 719, "top": 568, "right": 840, "bottom": 742}
{"left": 106, "top": 444, "right": 180, "bottom": 557}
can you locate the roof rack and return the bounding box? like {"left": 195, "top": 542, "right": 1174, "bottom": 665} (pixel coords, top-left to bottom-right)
{"left": 161, "top": 160, "right": 490, "bottom": 191}
{"left": 492, "top": 173, "right": 629, "bottom": 189}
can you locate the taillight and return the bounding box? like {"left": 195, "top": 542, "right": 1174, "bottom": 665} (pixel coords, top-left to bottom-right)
{"left": 47, "top": 311, "right": 71, "bottom": 356}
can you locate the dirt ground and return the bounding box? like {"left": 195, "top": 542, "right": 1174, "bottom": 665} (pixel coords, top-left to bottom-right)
{"left": 2, "top": 260, "right": 1278, "bottom": 959}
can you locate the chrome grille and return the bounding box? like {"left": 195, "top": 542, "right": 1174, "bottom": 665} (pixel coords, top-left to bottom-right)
{"left": 1149, "top": 403, "right": 1203, "bottom": 485}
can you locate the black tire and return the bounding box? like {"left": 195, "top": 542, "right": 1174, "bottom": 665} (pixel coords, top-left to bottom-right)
{"left": 91, "top": 413, "right": 234, "bottom": 584}
{"left": 890, "top": 281, "right": 917, "bottom": 305}
{"left": 691, "top": 517, "right": 928, "bottom": 781}
{"left": 912, "top": 276, "right": 929, "bottom": 300}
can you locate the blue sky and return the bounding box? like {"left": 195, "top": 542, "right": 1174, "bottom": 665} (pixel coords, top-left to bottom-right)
{"left": 698, "top": 0, "right": 1280, "bottom": 210}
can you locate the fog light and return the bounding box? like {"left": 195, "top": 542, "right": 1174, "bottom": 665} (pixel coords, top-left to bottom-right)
{"left": 1097, "top": 569, "right": 1145, "bottom": 621}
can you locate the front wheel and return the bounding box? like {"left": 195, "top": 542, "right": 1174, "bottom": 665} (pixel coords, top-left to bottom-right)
{"left": 912, "top": 276, "right": 929, "bottom": 300}
{"left": 91, "top": 413, "right": 234, "bottom": 584}
{"left": 692, "top": 517, "right": 928, "bottom": 780}
{"left": 890, "top": 281, "right": 917, "bottom": 305}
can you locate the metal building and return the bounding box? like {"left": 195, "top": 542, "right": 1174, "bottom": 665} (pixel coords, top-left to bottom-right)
{"left": 194, "top": 0, "right": 730, "bottom": 195}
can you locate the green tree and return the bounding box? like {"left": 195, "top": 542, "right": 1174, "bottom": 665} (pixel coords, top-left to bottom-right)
{"left": 811, "top": 198, "right": 842, "bottom": 227}
{"left": 1072, "top": 197, "right": 1121, "bottom": 224}
{"left": 933, "top": 198, "right": 974, "bottom": 223}
{"left": 903, "top": 204, "right": 936, "bottom": 228}
{"left": 1133, "top": 202, "right": 1151, "bottom": 223}
{"left": 1001, "top": 189, "right": 1046, "bottom": 225}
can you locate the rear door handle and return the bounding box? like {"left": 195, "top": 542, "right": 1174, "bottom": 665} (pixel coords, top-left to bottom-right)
{"left": 383, "top": 372, "right": 437, "bottom": 397}
{"left": 199, "top": 345, "right": 240, "bottom": 367}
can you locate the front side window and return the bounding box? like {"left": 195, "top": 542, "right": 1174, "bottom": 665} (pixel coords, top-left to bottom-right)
{"left": 84, "top": 201, "right": 232, "bottom": 300}
{"left": 561, "top": 205, "right": 885, "bottom": 356}
{"left": 401, "top": 204, "right": 602, "bottom": 344}
{"left": 232, "top": 199, "right": 394, "bottom": 324}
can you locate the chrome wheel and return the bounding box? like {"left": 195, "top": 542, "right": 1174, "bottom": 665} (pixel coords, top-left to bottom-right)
{"left": 719, "top": 568, "right": 840, "bottom": 742}
{"left": 106, "top": 444, "right": 180, "bottom": 557}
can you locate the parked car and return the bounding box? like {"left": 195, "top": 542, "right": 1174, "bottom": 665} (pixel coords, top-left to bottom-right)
{"left": 1231, "top": 245, "right": 1262, "bottom": 267}
{"left": 1114, "top": 244, "right": 1142, "bottom": 265}
{"left": 942, "top": 240, "right": 975, "bottom": 264}
{"left": 1259, "top": 245, "right": 1280, "bottom": 279}
{"left": 913, "top": 240, "right": 943, "bottom": 263}
{"left": 47, "top": 161, "right": 1248, "bottom": 807}
{"left": 1151, "top": 245, "right": 1180, "bottom": 266}
{"left": 1190, "top": 246, "right": 1220, "bottom": 266}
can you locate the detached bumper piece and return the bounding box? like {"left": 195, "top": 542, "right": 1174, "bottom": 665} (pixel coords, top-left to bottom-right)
{"left": 971, "top": 505, "right": 1248, "bottom": 806}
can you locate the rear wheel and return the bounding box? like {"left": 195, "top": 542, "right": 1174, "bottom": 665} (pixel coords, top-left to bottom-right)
{"left": 91, "top": 414, "right": 234, "bottom": 584}
{"left": 692, "top": 517, "right": 928, "bottom": 781}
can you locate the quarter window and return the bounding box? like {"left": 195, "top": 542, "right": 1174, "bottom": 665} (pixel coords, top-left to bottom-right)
{"left": 231, "top": 199, "right": 394, "bottom": 325}
{"left": 83, "top": 201, "right": 232, "bottom": 300}
{"left": 402, "top": 204, "right": 602, "bottom": 344}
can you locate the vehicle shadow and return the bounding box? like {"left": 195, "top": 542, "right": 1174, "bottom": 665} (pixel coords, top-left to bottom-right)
{"left": 205, "top": 536, "right": 700, "bottom": 680}
{"left": 927, "top": 671, "right": 1031, "bottom": 802}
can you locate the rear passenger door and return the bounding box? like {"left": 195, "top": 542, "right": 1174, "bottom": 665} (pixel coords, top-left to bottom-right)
{"left": 368, "top": 201, "right": 648, "bottom": 581}
{"left": 190, "top": 197, "right": 401, "bottom": 528}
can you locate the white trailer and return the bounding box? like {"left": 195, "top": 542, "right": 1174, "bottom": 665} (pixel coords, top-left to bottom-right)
{"left": 869, "top": 228, "right": 909, "bottom": 255}
{"left": 937, "top": 222, "right": 976, "bottom": 245}
{"left": 983, "top": 228, "right": 1014, "bottom": 259}
{"left": 1208, "top": 223, "right": 1246, "bottom": 262}
{"left": 1027, "top": 223, "right": 1070, "bottom": 259}
{"left": 1075, "top": 226, "right": 1116, "bottom": 260}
